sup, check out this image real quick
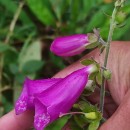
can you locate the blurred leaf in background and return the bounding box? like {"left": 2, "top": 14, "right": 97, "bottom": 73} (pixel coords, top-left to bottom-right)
{"left": 0, "top": 0, "right": 130, "bottom": 129}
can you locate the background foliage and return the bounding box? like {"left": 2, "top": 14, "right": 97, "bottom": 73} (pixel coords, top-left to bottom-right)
{"left": 0, "top": 0, "right": 130, "bottom": 129}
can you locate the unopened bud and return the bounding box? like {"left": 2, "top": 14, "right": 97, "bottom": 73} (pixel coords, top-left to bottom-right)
{"left": 103, "top": 70, "right": 111, "bottom": 79}
{"left": 116, "top": 11, "right": 126, "bottom": 23}
{"left": 85, "top": 112, "right": 97, "bottom": 120}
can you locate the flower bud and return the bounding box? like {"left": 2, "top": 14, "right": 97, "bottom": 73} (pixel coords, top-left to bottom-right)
{"left": 50, "top": 34, "right": 88, "bottom": 56}
{"left": 103, "top": 70, "right": 111, "bottom": 79}
{"left": 116, "top": 11, "right": 126, "bottom": 24}
{"left": 85, "top": 112, "right": 97, "bottom": 120}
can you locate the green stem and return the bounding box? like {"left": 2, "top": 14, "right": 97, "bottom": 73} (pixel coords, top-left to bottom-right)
{"left": 0, "top": 55, "right": 4, "bottom": 100}
{"left": 5, "top": 1, "right": 25, "bottom": 44}
{"left": 0, "top": 1, "right": 25, "bottom": 104}
{"left": 99, "top": 6, "right": 119, "bottom": 113}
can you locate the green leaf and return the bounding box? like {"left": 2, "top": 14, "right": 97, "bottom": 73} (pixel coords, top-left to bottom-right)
{"left": 4, "top": 50, "right": 18, "bottom": 65}
{"left": 122, "top": 3, "right": 130, "bottom": 13}
{"left": 79, "top": 0, "right": 95, "bottom": 19}
{"left": 0, "top": 43, "right": 10, "bottom": 53}
{"left": 81, "top": 59, "right": 95, "bottom": 66}
{"left": 74, "top": 115, "right": 88, "bottom": 128}
{"left": 0, "top": 107, "right": 4, "bottom": 117}
{"left": 0, "top": 0, "right": 31, "bottom": 24}
{"left": 70, "top": 0, "right": 81, "bottom": 22}
{"left": 69, "top": 117, "right": 83, "bottom": 130}
{"left": 15, "top": 73, "right": 25, "bottom": 84}
{"left": 18, "top": 40, "right": 42, "bottom": 70}
{"left": 89, "top": 72, "right": 98, "bottom": 80}
{"left": 2, "top": 95, "right": 13, "bottom": 113}
{"left": 78, "top": 0, "right": 102, "bottom": 22}
{"left": 9, "top": 63, "right": 19, "bottom": 74}
{"left": 50, "top": 53, "right": 66, "bottom": 69}
{"left": 49, "top": 0, "right": 70, "bottom": 21}
{"left": 85, "top": 4, "right": 112, "bottom": 32}
{"left": 78, "top": 101, "right": 98, "bottom": 113}
{"left": 85, "top": 42, "right": 99, "bottom": 49}
{"left": 113, "top": 17, "right": 130, "bottom": 40}
{"left": 45, "top": 116, "right": 69, "bottom": 130}
{"left": 27, "top": 0, "right": 57, "bottom": 26}
{"left": 22, "top": 60, "right": 44, "bottom": 74}
{"left": 96, "top": 72, "right": 102, "bottom": 85}
{"left": 88, "top": 120, "right": 100, "bottom": 130}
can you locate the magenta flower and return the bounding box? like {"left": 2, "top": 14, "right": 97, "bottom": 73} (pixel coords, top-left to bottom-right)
{"left": 15, "top": 78, "right": 61, "bottom": 115}
{"left": 33, "top": 66, "right": 93, "bottom": 130}
{"left": 15, "top": 65, "right": 96, "bottom": 130}
{"left": 50, "top": 34, "right": 88, "bottom": 56}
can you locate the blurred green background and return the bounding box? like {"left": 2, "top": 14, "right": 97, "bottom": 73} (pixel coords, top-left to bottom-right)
{"left": 0, "top": 0, "right": 130, "bottom": 129}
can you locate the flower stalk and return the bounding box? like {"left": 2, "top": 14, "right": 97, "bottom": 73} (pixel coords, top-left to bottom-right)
{"left": 59, "top": 112, "right": 85, "bottom": 117}
{"left": 99, "top": 0, "right": 125, "bottom": 113}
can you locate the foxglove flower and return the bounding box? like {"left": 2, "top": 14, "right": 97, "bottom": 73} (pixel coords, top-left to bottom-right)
{"left": 50, "top": 34, "right": 88, "bottom": 56}
{"left": 15, "top": 78, "right": 62, "bottom": 115}
{"left": 33, "top": 66, "right": 94, "bottom": 130}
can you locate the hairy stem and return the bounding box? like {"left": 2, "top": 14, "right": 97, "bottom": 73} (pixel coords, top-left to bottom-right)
{"left": 99, "top": 5, "right": 120, "bottom": 113}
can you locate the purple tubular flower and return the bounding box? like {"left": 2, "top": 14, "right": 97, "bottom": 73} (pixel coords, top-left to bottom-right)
{"left": 15, "top": 78, "right": 62, "bottom": 115}
{"left": 33, "top": 66, "right": 92, "bottom": 130}
{"left": 50, "top": 34, "right": 88, "bottom": 56}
